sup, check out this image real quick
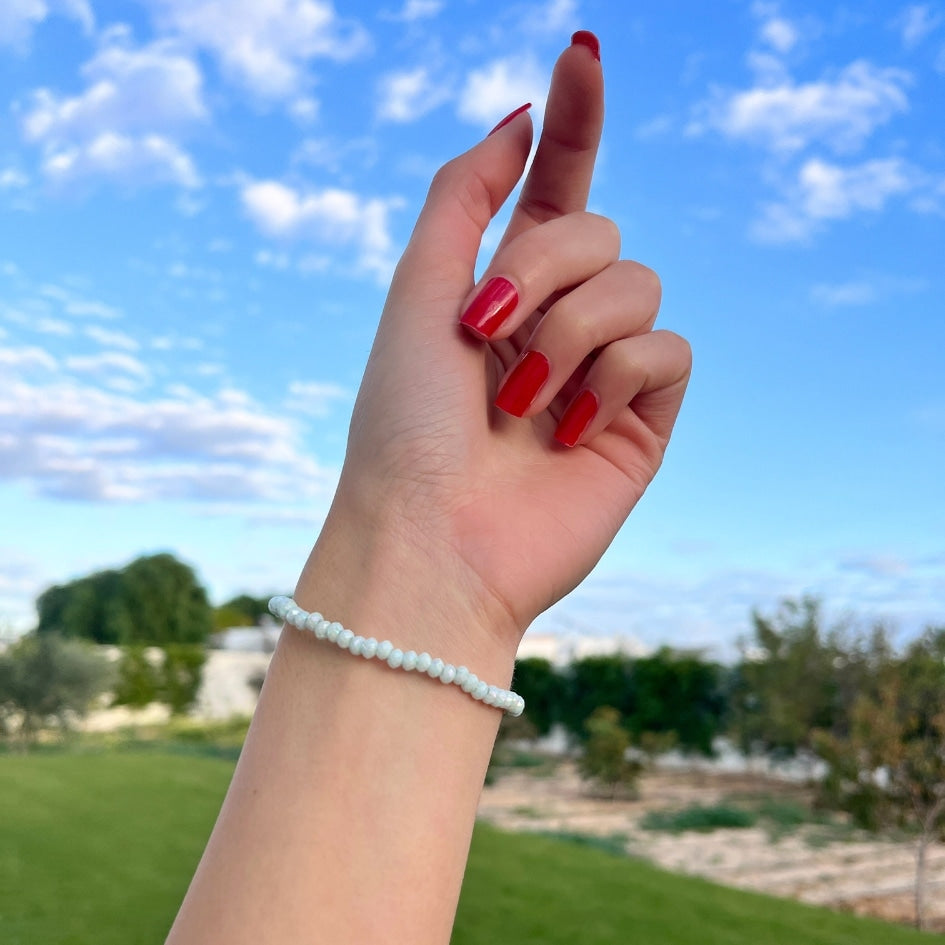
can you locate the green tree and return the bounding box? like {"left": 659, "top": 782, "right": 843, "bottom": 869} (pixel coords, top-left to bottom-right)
{"left": 158, "top": 644, "right": 207, "bottom": 715}
{"left": 561, "top": 655, "right": 634, "bottom": 740}
{"left": 814, "top": 629, "right": 945, "bottom": 931}
{"left": 0, "top": 634, "right": 112, "bottom": 743}
{"left": 512, "top": 657, "right": 564, "bottom": 736}
{"left": 214, "top": 594, "right": 273, "bottom": 629}
{"left": 37, "top": 553, "right": 213, "bottom": 645}
{"left": 578, "top": 706, "right": 641, "bottom": 798}
{"left": 111, "top": 646, "right": 160, "bottom": 708}
{"left": 730, "top": 597, "right": 843, "bottom": 758}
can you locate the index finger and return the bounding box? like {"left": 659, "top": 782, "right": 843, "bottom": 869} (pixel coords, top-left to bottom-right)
{"left": 498, "top": 31, "right": 604, "bottom": 249}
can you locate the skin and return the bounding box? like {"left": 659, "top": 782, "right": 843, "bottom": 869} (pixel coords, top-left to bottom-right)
{"left": 166, "top": 35, "right": 691, "bottom": 945}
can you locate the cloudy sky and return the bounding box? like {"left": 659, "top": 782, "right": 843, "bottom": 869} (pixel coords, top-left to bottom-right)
{"left": 1, "top": 0, "right": 943, "bottom": 655}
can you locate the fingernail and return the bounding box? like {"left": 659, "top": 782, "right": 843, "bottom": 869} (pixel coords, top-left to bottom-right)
{"left": 571, "top": 30, "right": 601, "bottom": 62}
{"left": 495, "top": 351, "right": 551, "bottom": 417}
{"left": 487, "top": 102, "right": 532, "bottom": 136}
{"left": 554, "top": 389, "right": 600, "bottom": 447}
{"left": 460, "top": 277, "right": 518, "bottom": 339}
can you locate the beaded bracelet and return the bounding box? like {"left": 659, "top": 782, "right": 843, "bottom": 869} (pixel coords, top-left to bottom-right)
{"left": 269, "top": 596, "right": 525, "bottom": 717}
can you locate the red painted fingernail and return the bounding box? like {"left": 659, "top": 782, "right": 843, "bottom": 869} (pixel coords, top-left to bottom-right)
{"left": 459, "top": 277, "right": 518, "bottom": 339}
{"left": 554, "top": 389, "right": 600, "bottom": 447}
{"left": 487, "top": 102, "right": 532, "bottom": 136}
{"left": 495, "top": 351, "right": 551, "bottom": 417}
{"left": 571, "top": 30, "right": 601, "bottom": 62}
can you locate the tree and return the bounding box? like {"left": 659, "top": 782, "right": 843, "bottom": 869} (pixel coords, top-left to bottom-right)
{"left": 112, "top": 644, "right": 207, "bottom": 715}
{"left": 214, "top": 594, "right": 273, "bottom": 629}
{"left": 37, "top": 553, "right": 213, "bottom": 645}
{"left": 560, "top": 655, "right": 634, "bottom": 740}
{"left": 730, "top": 597, "right": 844, "bottom": 758}
{"left": 814, "top": 628, "right": 945, "bottom": 930}
{"left": 512, "top": 657, "right": 564, "bottom": 736}
{"left": 0, "top": 634, "right": 112, "bottom": 743}
{"left": 578, "top": 706, "right": 641, "bottom": 798}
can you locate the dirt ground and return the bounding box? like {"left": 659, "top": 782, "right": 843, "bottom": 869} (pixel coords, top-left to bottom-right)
{"left": 477, "top": 763, "right": 945, "bottom": 933}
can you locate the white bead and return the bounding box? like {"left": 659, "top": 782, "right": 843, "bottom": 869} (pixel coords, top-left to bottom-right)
{"left": 269, "top": 597, "right": 290, "bottom": 618}
{"left": 361, "top": 637, "right": 378, "bottom": 659}
{"left": 337, "top": 629, "right": 354, "bottom": 649}
{"left": 326, "top": 621, "right": 343, "bottom": 642}
{"left": 315, "top": 619, "right": 330, "bottom": 640}
{"left": 401, "top": 650, "right": 418, "bottom": 671}
{"left": 415, "top": 652, "right": 432, "bottom": 673}
{"left": 486, "top": 686, "right": 500, "bottom": 705}
{"left": 454, "top": 666, "right": 469, "bottom": 687}
{"left": 286, "top": 607, "right": 303, "bottom": 626}
{"left": 304, "top": 612, "right": 322, "bottom": 632}
{"left": 439, "top": 664, "right": 456, "bottom": 684}
{"left": 387, "top": 648, "right": 404, "bottom": 669}
{"left": 349, "top": 635, "right": 364, "bottom": 656}
{"left": 427, "top": 658, "right": 444, "bottom": 678}
{"left": 511, "top": 697, "right": 524, "bottom": 717}
{"left": 376, "top": 640, "right": 393, "bottom": 660}
{"left": 473, "top": 681, "right": 489, "bottom": 701}
{"left": 461, "top": 673, "right": 478, "bottom": 693}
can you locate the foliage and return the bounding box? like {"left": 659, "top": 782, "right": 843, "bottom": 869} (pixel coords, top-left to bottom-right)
{"left": 578, "top": 706, "right": 641, "bottom": 797}
{"left": 2, "top": 753, "right": 929, "bottom": 945}
{"left": 36, "top": 553, "right": 213, "bottom": 645}
{"left": 213, "top": 593, "right": 273, "bottom": 630}
{"left": 814, "top": 628, "right": 945, "bottom": 930}
{"left": 640, "top": 804, "right": 757, "bottom": 833}
{"left": 730, "top": 597, "right": 856, "bottom": 757}
{"left": 0, "top": 634, "right": 112, "bottom": 742}
{"left": 512, "top": 657, "right": 564, "bottom": 735}
{"left": 560, "top": 655, "right": 633, "bottom": 738}
{"left": 111, "top": 644, "right": 207, "bottom": 716}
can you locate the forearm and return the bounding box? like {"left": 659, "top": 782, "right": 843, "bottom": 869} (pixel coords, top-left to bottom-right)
{"left": 166, "top": 511, "right": 518, "bottom": 945}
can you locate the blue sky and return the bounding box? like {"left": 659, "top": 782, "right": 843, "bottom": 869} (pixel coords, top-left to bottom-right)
{"left": 1, "top": 0, "right": 943, "bottom": 656}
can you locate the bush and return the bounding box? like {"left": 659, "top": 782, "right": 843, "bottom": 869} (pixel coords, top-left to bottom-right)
{"left": 640, "top": 804, "right": 757, "bottom": 833}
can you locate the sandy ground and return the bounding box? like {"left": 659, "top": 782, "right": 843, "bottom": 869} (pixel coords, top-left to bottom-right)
{"left": 478, "top": 764, "right": 945, "bottom": 933}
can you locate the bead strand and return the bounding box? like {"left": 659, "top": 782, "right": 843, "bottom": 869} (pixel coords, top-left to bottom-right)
{"left": 269, "top": 596, "right": 524, "bottom": 717}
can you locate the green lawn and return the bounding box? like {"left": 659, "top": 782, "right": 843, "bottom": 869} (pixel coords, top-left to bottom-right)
{"left": 0, "top": 750, "right": 932, "bottom": 944}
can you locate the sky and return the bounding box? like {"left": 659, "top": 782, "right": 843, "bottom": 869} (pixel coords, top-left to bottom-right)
{"left": 1, "top": 0, "right": 943, "bottom": 657}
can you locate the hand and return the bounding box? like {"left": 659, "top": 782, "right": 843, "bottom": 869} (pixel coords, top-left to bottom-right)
{"left": 315, "top": 35, "right": 691, "bottom": 654}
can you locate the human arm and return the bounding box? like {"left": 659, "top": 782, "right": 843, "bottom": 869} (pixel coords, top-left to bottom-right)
{"left": 166, "top": 32, "right": 690, "bottom": 945}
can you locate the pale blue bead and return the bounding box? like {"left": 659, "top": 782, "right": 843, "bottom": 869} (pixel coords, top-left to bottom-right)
{"left": 269, "top": 597, "right": 289, "bottom": 618}
{"left": 315, "top": 619, "right": 330, "bottom": 640}
{"left": 498, "top": 692, "right": 512, "bottom": 711}
{"left": 361, "top": 637, "right": 378, "bottom": 659}
{"left": 376, "top": 640, "right": 393, "bottom": 660}
{"left": 337, "top": 628, "right": 354, "bottom": 649}
{"left": 415, "top": 652, "right": 432, "bottom": 673}
{"left": 428, "top": 658, "right": 444, "bottom": 679}
{"left": 326, "top": 622, "right": 343, "bottom": 642}
{"left": 387, "top": 648, "right": 404, "bottom": 669}
{"left": 349, "top": 635, "right": 364, "bottom": 656}
{"left": 402, "top": 650, "right": 418, "bottom": 671}
{"left": 511, "top": 697, "right": 525, "bottom": 717}
{"left": 454, "top": 666, "right": 469, "bottom": 687}
{"left": 473, "top": 680, "right": 489, "bottom": 700}
{"left": 286, "top": 607, "right": 303, "bottom": 626}
{"left": 487, "top": 686, "right": 500, "bottom": 705}
{"left": 304, "top": 613, "right": 322, "bottom": 632}
{"left": 439, "top": 664, "right": 456, "bottom": 684}
{"left": 462, "top": 673, "right": 478, "bottom": 693}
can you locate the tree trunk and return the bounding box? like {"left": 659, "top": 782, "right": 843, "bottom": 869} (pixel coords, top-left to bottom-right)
{"left": 915, "top": 832, "right": 928, "bottom": 931}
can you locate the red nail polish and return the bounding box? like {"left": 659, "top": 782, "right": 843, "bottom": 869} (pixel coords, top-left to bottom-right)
{"left": 487, "top": 102, "right": 532, "bottom": 136}
{"left": 459, "top": 277, "right": 518, "bottom": 339}
{"left": 554, "top": 389, "right": 600, "bottom": 447}
{"left": 495, "top": 351, "right": 550, "bottom": 417}
{"left": 571, "top": 30, "right": 601, "bottom": 62}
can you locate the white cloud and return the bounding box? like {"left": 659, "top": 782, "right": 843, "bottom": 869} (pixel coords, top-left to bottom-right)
{"left": 66, "top": 351, "right": 152, "bottom": 381}
{"left": 0, "top": 352, "right": 338, "bottom": 503}
{"left": 753, "top": 157, "right": 917, "bottom": 242}
{"left": 240, "top": 179, "right": 403, "bottom": 278}
{"left": 691, "top": 60, "right": 911, "bottom": 154}
{"left": 21, "top": 28, "right": 205, "bottom": 188}
{"left": 457, "top": 56, "right": 548, "bottom": 127}
{"left": 85, "top": 325, "right": 139, "bottom": 351}
{"left": 40, "top": 284, "right": 122, "bottom": 319}
{"left": 0, "top": 168, "right": 29, "bottom": 189}
{"left": 284, "top": 380, "right": 350, "bottom": 416}
{"left": 36, "top": 317, "right": 72, "bottom": 335}
{"left": 391, "top": 0, "right": 443, "bottom": 20}
{"left": 760, "top": 15, "right": 799, "bottom": 53}
{"left": 810, "top": 281, "right": 877, "bottom": 306}
{"left": 0, "top": 0, "right": 92, "bottom": 51}
{"left": 148, "top": 0, "right": 369, "bottom": 101}
{"left": 895, "top": 4, "right": 943, "bottom": 47}
{"left": 526, "top": 0, "right": 578, "bottom": 34}
{"left": 377, "top": 66, "right": 451, "bottom": 122}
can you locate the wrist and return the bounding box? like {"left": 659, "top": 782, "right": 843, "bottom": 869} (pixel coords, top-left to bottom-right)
{"left": 292, "top": 497, "right": 520, "bottom": 684}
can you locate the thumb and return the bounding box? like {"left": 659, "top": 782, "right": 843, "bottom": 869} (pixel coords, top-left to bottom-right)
{"left": 394, "top": 111, "right": 533, "bottom": 298}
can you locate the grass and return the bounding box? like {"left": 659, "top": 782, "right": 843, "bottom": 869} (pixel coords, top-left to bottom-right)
{"left": 641, "top": 803, "right": 758, "bottom": 833}
{"left": 0, "top": 749, "right": 932, "bottom": 945}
